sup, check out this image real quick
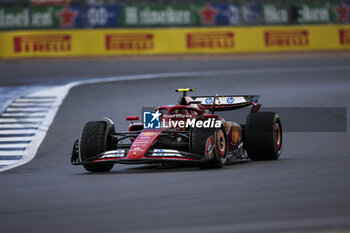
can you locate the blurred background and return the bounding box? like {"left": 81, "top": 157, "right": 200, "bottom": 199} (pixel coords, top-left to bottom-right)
{"left": 0, "top": 0, "right": 348, "bottom": 30}
{"left": 1, "top": 2, "right": 350, "bottom": 233}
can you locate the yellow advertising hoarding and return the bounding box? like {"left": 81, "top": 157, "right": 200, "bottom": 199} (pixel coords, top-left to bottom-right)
{"left": 1, "top": 25, "right": 350, "bottom": 58}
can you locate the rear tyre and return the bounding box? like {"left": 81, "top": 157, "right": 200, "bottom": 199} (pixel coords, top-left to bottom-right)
{"left": 191, "top": 124, "right": 227, "bottom": 168}
{"left": 80, "top": 121, "right": 114, "bottom": 172}
{"left": 245, "top": 112, "right": 282, "bottom": 161}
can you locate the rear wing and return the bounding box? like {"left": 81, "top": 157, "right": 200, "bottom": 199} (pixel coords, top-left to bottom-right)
{"left": 190, "top": 95, "right": 259, "bottom": 111}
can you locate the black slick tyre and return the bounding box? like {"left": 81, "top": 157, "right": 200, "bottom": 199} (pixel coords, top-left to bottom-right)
{"left": 191, "top": 123, "right": 227, "bottom": 168}
{"left": 244, "top": 112, "right": 282, "bottom": 161}
{"left": 80, "top": 121, "right": 114, "bottom": 172}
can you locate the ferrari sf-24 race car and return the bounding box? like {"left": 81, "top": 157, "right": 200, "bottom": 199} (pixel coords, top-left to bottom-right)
{"left": 71, "top": 89, "right": 282, "bottom": 172}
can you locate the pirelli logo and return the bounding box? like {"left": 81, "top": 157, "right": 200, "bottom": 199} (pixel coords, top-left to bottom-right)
{"left": 265, "top": 30, "right": 309, "bottom": 47}
{"left": 186, "top": 32, "right": 234, "bottom": 49}
{"left": 13, "top": 35, "right": 71, "bottom": 53}
{"left": 339, "top": 29, "right": 350, "bottom": 46}
{"left": 105, "top": 33, "right": 154, "bottom": 51}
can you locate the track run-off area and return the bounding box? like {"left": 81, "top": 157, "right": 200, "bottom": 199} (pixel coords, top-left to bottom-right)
{"left": 0, "top": 55, "right": 349, "bottom": 233}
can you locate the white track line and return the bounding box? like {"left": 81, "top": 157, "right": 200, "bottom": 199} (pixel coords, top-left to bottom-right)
{"left": 0, "top": 137, "right": 32, "bottom": 142}
{"left": 1, "top": 65, "right": 350, "bottom": 172}
{"left": 6, "top": 107, "right": 50, "bottom": 112}
{"left": 0, "top": 144, "right": 28, "bottom": 148}
{"left": 2, "top": 113, "right": 47, "bottom": 117}
{"left": 0, "top": 119, "right": 42, "bottom": 123}
{"left": 10, "top": 103, "right": 52, "bottom": 107}
{"left": 14, "top": 99, "right": 55, "bottom": 103}
{"left": 3, "top": 112, "right": 48, "bottom": 116}
{"left": 0, "top": 130, "right": 37, "bottom": 134}
{"left": 0, "top": 151, "right": 24, "bottom": 156}
{"left": 0, "top": 161, "right": 19, "bottom": 165}
{"left": 0, "top": 124, "right": 40, "bottom": 128}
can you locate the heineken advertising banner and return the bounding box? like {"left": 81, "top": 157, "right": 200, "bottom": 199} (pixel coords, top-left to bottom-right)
{"left": 31, "top": 5, "right": 84, "bottom": 28}
{"left": 31, "top": 6, "right": 59, "bottom": 28}
{"left": 228, "top": 5, "right": 241, "bottom": 25}
{"left": 241, "top": 3, "right": 262, "bottom": 24}
{"left": 193, "top": 3, "right": 244, "bottom": 26}
{"left": 0, "top": 6, "right": 83, "bottom": 29}
{"left": 263, "top": 4, "right": 289, "bottom": 24}
{"left": 328, "top": 2, "right": 350, "bottom": 23}
{"left": 193, "top": 4, "right": 227, "bottom": 26}
{"left": 86, "top": 5, "right": 123, "bottom": 28}
{"left": 30, "top": 0, "right": 70, "bottom": 6}
{"left": 122, "top": 5, "right": 192, "bottom": 27}
{"left": 333, "top": 2, "right": 350, "bottom": 23}
{"left": 0, "top": 8, "right": 30, "bottom": 29}
{"left": 1, "top": 2, "right": 350, "bottom": 30}
{"left": 293, "top": 3, "right": 338, "bottom": 24}
{"left": 122, "top": 6, "right": 138, "bottom": 26}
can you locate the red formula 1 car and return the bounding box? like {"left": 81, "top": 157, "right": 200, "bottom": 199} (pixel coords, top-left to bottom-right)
{"left": 71, "top": 89, "right": 282, "bottom": 172}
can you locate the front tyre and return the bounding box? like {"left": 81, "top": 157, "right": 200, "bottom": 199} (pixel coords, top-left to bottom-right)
{"left": 244, "top": 112, "right": 282, "bottom": 160}
{"left": 80, "top": 121, "right": 114, "bottom": 172}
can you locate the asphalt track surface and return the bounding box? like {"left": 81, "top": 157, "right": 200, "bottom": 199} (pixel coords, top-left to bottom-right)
{"left": 0, "top": 55, "right": 350, "bottom": 233}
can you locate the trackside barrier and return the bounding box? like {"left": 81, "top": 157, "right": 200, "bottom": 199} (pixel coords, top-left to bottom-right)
{"left": 0, "top": 25, "right": 350, "bottom": 58}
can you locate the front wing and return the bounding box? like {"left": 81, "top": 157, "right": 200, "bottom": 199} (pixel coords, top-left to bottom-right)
{"left": 71, "top": 140, "right": 206, "bottom": 166}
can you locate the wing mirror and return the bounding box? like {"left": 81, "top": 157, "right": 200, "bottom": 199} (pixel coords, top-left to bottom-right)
{"left": 126, "top": 116, "right": 139, "bottom": 123}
